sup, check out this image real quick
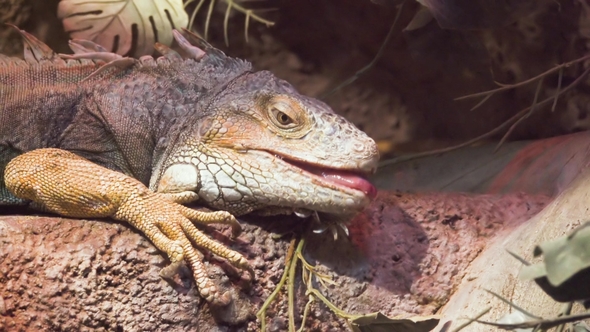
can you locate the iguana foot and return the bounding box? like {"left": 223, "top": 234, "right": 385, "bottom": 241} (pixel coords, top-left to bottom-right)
{"left": 4, "top": 148, "right": 251, "bottom": 306}
{"left": 159, "top": 191, "right": 200, "bottom": 204}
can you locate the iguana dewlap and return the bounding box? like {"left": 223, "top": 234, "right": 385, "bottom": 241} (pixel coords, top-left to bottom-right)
{"left": 0, "top": 27, "right": 379, "bottom": 305}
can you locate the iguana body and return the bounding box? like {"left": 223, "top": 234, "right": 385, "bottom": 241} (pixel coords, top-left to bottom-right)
{"left": 0, "top": 27, "right": 379, "bottom": 305}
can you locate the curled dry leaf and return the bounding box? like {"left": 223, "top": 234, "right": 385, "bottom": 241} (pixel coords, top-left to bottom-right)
{"left": 350, "top": 313, "right": 439, "bottom": 332}
{"left": 57, "top": 0, "right": 188, "bottom": 57}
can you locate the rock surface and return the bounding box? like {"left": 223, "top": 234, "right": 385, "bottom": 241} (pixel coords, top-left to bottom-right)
{"left": 439, "top": 169, "right": 590, "bottom": 331}
{"left": 0, "top": 191, "right": 549, "bottom": 331}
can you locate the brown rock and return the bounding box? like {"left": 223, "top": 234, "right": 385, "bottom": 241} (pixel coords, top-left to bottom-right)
{"left": 0, "top": 191, "right": 549, "bottom": 331}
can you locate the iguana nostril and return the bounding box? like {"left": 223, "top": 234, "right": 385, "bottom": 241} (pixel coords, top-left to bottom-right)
{"left": 353, "top": 142, "right": 365, "bottom": 152}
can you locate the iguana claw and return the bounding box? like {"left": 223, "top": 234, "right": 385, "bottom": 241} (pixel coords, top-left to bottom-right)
{"left": 4, "top": 148, "right": 251, "bottom": 306}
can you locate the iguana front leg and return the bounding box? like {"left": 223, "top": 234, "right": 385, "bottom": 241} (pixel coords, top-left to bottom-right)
{"left": 4, "top": 148, "right": 250, "bottom": 306}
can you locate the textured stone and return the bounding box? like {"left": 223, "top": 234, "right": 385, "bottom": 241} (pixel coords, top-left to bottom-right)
{"left": 0, "top": 191, "right": 549, "bottom": 331}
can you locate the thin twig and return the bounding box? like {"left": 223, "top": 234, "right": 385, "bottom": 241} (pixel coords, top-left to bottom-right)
{"left": 223, "top": 0, "right": 232, "bottom": 46}
{"left": 555, "top": 302, "right": 573, "bottom": 332}
{"left": 185, "top": 0, "right": 274, "bottom": 44}
{"left": 204, "top": 0, "right": 216, "bottom": 40}
{"left": 470, "top": 93, "right": 494, "bottom": 111}
{"left": 306, "top": 287, "right": 359, "bottom": 320}
{"left": 378, "top": 66, "right": 590, "bottom": 168}
{"left": 455, "top": 53, "right": 590, "bottom": 102}
{"left": 257, "top": 237, "right": 298, "bottom": 332}
{"left": 505, "top": 249, "right": 530, "bottom": 266}
{"left": 475, "top": 312, "right": 590, "bottom": 330}
{"left": 224, "top": 0, "right": 275, "bottom": 26}
{"left": 296, "top": 251, "right": 333, "bottom": 282}
{"left": 484, "top": 289, "right": 541, "bottom": 319}
{"left": 187, "top": 0, "right": 207, "bottom": 33}
{"left": 495, "top": 76, "right": 545, "bottom": 151}
{"left": 321, "top": 0, "right": 408, "bottom": 98}
{"left": 295, "top": 239, "right": 359, "bottom": 322}
{"left": 450, "top": 308, "right": 491, "bottom": 332}
{"left": 287, "top": 239, "right": 304, "bottom": 331}
{"left": 552, "top": 67, "right": 564, "bottom": 112}
{"left": 297, "top": 295, "right": 314, "bottom": 332}
{"left": 378, "top": 112, "right": 519, "bottom": 167}
{"left": 244, "top": 10, "right": 252, "bottom": 43}
{"left": 496, "top": 67, "right": 590, "bottom": 151}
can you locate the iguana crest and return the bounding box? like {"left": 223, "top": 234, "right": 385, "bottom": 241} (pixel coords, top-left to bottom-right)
{"left": 1, "top": 25, "right": 379, "bottom": 219}
{"left": 1, "top": 25, "right": 380, "bottom": 306}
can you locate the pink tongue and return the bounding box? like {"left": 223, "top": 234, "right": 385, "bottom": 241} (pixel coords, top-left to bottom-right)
{"left": 283, "top": 157, "right": 377, "bottom": 199}
{"left": 321, "top": 171, "right": 377, "bottom": 199}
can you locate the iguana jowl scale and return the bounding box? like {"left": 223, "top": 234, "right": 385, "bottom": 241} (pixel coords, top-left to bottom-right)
{"left": 0, "top": 27, "right": 379, "bottom": 305}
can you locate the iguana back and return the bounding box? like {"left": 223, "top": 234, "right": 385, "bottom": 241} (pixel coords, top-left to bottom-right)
{"left": 0, "top": 28, "right": 250, "bottom": 205}
{"left": 0, "top": 35, "right": 100, "bottom": 204}
{"left": 1, "top": 27, "right": 379, "bottom": 219}
{"left": 1, "top": 27, "right": 380, "bottom": 305}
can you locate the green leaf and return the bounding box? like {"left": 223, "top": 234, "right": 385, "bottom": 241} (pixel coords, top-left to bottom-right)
{"left": 530, "top": 223, "right": 590, "bottom": 286}
{"left": 519, "top": 222, "right": 590, "bottom": 302}
{"left": 519, "top": 262, "right": 547, "bottom": 280}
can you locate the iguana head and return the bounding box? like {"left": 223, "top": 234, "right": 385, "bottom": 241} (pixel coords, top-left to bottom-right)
{"left": 153, "top": 31, "right": 379, "bottom": 218}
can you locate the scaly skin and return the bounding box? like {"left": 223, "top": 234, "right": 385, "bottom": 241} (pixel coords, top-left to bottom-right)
{"left": 1, "top": 27, "right": 380, "bottom": 305}
{"left": 5, "top": 148, "right": 248, "bottom": 306}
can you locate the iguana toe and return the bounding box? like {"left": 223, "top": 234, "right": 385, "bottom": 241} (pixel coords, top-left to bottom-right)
{"left": 5, "top": 148, "right": 249, "bottom": 304}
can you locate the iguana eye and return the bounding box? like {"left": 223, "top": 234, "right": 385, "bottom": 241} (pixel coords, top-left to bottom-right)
{"left": 270, "top": 102, "right": 298, "bottom": 129}
{"left": 274, "top": 109, "right": 294, "bottom": 126}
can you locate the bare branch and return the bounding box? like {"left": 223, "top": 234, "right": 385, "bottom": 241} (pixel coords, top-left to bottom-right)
{"left": 455, "top": 53, "right": 590, "bottom": 103}
{"left": 379, "top": 66, "right": 590, "bottom": 168}
{"left": 321, "top": 0, "right": 408, "bottom": 98}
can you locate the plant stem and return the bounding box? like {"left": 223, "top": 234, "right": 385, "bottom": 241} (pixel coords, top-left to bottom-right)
{"left": 256, "top": 237, "right": 297, "bottom": 331}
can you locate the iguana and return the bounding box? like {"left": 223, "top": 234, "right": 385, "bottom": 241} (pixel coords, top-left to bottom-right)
{"left": 0, "top": 26, "right": 379, "bottom": 306}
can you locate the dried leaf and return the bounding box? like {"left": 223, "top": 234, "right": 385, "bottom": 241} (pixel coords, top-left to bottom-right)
{"left": 57, "top": 0, "right": 188, "bottom": 57}
{"left": 404, "top": 6, "right": 434, "bottom": 31}
{"left": 350, "top": 312, "right": 439, "bottom": 332}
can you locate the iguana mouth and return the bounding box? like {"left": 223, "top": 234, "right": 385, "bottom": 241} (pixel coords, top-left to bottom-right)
{"left": 275, "top": 154, "right": 377, "bottom": 199}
